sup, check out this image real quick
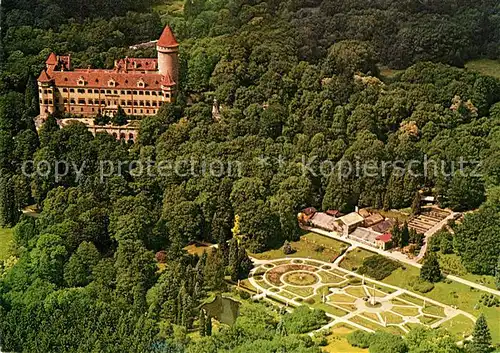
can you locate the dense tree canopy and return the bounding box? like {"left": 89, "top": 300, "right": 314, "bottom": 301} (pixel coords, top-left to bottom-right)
{"left": 0, "top": 0, "right": 499, "bottom": 351}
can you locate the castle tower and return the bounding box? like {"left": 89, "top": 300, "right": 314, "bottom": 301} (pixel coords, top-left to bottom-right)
{"left": 45, "top": 52, "right": 58, "bottom": 72}
{"left": 156, "top": 25, "right": 179, "bottom": 85}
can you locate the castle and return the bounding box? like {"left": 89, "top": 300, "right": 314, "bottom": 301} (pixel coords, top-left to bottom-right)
{"left": 37, "top": 25, "right": 179, "bottom": 142}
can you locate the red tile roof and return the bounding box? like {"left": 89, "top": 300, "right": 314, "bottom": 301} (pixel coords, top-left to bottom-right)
{"left": 376, "top": 233, "right": 393, "bottom": 243}
{"left": 38, "top": 70, "right": 52, "bottom": 82}
{"left": 157, "top": 25, "right": 179, "bottom": 48}
{"left": 46, "top": 52, "right": 57, "bottom": 65}
{"left": 116, "top": 58, "right": 158, "bottom": 72}
{"left": 45, "top": 69, "right": 175, "bottom": 90}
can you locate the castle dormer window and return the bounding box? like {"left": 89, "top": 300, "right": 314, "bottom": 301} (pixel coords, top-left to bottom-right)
{"left": 108, "top": 79, "right": 116, "bottom": 87}
{"left": 77, "top": 76, "right": 85, "bottom": 86}
{"left": 137, "top": 79, "right": 145, "bottom": 88}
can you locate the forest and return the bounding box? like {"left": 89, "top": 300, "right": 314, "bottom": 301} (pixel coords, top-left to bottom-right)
{"left": 0, "top": 0, "right": 499, "bottom": 351}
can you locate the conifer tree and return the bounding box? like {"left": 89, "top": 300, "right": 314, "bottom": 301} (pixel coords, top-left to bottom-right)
{"left": 205, "top": 315, "right": 212, "bottom": 336}
{"left": 391, "top": 219, "right": 402, "bottom": 248}
{"left": 0, "top": 175, "right": 19, "bottom": 227}
{"left": 199, "top": 309, "right": 206, "bottom": 336}
{"left": 401, "top": 221, "right": 410, "bottom": 247}
{"left": 467, "top": 314, "right": 491, "bottom": 353}
{"left": 238, "top": 246, "right": 253, "bottom": 280}
{"left": 228, "top": 238, "right": 239, "bottom": 281}
{"left": 420, "top": 253, "right": 442, "bottom": 283}
{"left": 495, "top": 255, "right": 500, "bottom": 290}
{"left": 411, "top": 191, "right": 422, "bottom": 215}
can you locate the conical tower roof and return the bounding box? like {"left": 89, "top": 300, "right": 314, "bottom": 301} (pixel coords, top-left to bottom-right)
{"left": 157, "top": 25, "right": 179, "bottom": 48}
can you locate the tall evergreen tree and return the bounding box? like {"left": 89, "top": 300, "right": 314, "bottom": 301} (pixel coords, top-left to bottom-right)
{"left": 199, "top": 309, "right": 206, "bottom": 336}
{"left": 495, "top": 255, "right": 500, "bottom": 290}
{"left": 411, "top": 191, "right": 422, "bottom": 215}
{"left": 228, "top": 238, "right": 239, "bottom": 281}
{"left": 401, "top": 221, "right": 410, "bottom": 247}
{"left": 391, "top": 220, "right": 402, "bottom": 248}
{"left": 420, "top": 253, "right": 442, "bottom": 283}
{"left": 467, "top": 314, "right": 492, "bottom": 353}
{"left": 238, "top": 246, "right": 253, "bottom": 280}
{"left": 0, "top": 174, "right": 20, "bottom": 227}
{"left": 205, "top": 315, "right": 212, "bottom": 336}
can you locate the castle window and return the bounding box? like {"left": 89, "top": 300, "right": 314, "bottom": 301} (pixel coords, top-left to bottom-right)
{"left": 138, "top": 91, "right": 144, "bottom": 95}
{"left": 138, "top": 100, "right": 143, "bottom": 106}
{"left": 106, "top": 90, "right": 112, "bottom": 94}
{"left": 146, "top": 110, "right": 149, "bottom": 114}
{"left": 64, "top": 99, "right": 68, "bottom": 104}
{"left": 48, "top": 89, "right": 52, "bottom": 93}
{"left": 152, "top": 101, "right": 157, "bottom": 107}
{"left": 114, "top": 90, "right": 118, "bottom": 95}
{"left": 165, "top": 93, "right": 170, "bottom": 98}
{"left": 63, "top": 88, "right": 68, "bottom": 93}
{"left": 121, "top": 90, "right": 125, "bottom": 95}
{"left": 152, "top": 91, "right": 157, "bottom": 96}
{"left": 146, "top": 101, "right": 151, "bottom": 107}
{"left": 128, "top": 109, "right": 131, "bottom": 113}
{"left": 43, "top": 99, "right": 48, "bottom": 105}
{"left": 140, "top": 109, "right": 143, "bottom": 114}
{"left": 121, "top": 100, "right": 126, "bottom": 106}
{"left": 81, "top": 108, "right": 84, "bottom": 112}
{"left": 70, "top": 89, "right": 75, "bottom": 93}
{"left": 133, "top": 90, "right": 138, "bottom": 95}
{"left": 78, "top": 88, "right": 85, "bottom": 94}
{"left": 100, "top": 90, "right": 105, "bottom": 94}
{"left": 49, "top": 100, "right": 53, "bottom": 104}
{"left": 39, "top": 99, "right": 43, "bottom": 104}
{"left": 78, "top": 99, "right": 85, "bottom": 104}
{"left": 137, "top": 79, "right": 145, "bottom": 88}
{"left": 134, "top": 109, "right": 137, "bottom": 114}
{"left": 87, "top": 89, "right": 93, "bottom": 93}
{"left": 39, "top": 89, "right": 42, "bottom": 93}
{"left": 94, "top": 89, "right": 99, "bottom": 94}
{"left": 70, "top": 99, "right": 76, "bottom": 104}
{"left": 158, "top": 91, "right": 162, "bottom": 96}
{"left": 127, "top": 90, "right": 132, "bottom": 95}
{"left": 145, "top": 91, "right": 150, "bottom": 96}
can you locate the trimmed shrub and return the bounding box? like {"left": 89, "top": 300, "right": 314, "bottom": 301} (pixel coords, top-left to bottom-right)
{"left": 358, "top": 255, "right": 401, "bottom": 280}
{"left": 347, "top": 330, "right": 373, "bottom": 348}
{"left": 409, "top": 276, "right": 434, "bottom": 293}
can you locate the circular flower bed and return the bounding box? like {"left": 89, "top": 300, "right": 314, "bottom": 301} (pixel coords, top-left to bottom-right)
{"left": 265, "top": 264, "right": 316, "bottom": 286}
{"left": 283, "top": 271, "right": 319, "bottom": 286}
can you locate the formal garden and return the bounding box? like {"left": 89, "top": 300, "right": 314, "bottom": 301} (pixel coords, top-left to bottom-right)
{"left": 249, "top": 258, "right": 475, "bottom": 338}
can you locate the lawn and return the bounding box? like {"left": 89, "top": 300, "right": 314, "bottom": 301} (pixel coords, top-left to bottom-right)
{"left": 344, "top": 286, "right": 367, "bottom": 298}
{"left": 313, "top": 301, "right": 349, "bottom": 317}
{"left": 323, "top": 324, "right": 369, "bottom": 353}
{"left": 422, "top": 304, "right": 445, "bottom": 317}
{"left": 440, "top": 314, "right": 475, "bottom": 340}
{"left": 383, "top": 312, "right": 404, "bottom": 324}
{"left": 251, "top": 233, "right": 349, "bottom": 262}
{"left": 465, "top": 59, "right": 500, "bottom": 79}
{"left": 318, "top": 271, "right": 346, "bottom": 284}
{"left": 339, "top": 248, "right": 378, "bottom": 271}
{"left": 0, "top": 227, "right": 13, "bottom": 261}
{"left": 391, "top": 306, "right": 420, "bottom": 317}
{"left": 283, "top": 285, "right": 314, "bottom": 298}
{"left": 383, "top": 267, "right": 500, "bottom": 344}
